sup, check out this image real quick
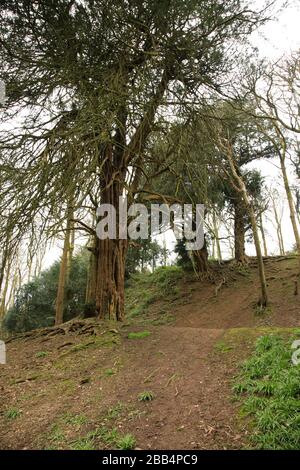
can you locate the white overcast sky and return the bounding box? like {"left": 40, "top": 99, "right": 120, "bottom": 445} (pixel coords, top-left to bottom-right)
{"left": 243, "top": 0, "right": 300, "bottom": 257}
{"left": 163, "top": 1, "right": 300, "bottom": 260}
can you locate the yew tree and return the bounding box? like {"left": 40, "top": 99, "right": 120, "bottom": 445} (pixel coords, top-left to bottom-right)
{"left": 0, "top": 0, "right": 272, "bottom": 320}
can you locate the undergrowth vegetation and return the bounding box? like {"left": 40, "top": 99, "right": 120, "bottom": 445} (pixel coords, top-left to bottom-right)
{"left": 234, "top": 333, "right": 300, "bottom": 449}
{"left": 125, "top": 266, "right": 183, "bottom": 324}
{"left": 3, "top": 263, "right": 183, "bottom": 333}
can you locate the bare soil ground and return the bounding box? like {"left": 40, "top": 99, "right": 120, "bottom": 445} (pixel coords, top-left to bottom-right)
{"left": 0, "top": 256, "right": 299, "bottom": 450}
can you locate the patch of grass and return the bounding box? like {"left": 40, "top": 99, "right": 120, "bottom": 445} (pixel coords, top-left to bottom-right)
{"left": 4, "top": 407, "right": 21, "bottom": 419}
{"left": 44, "top": 414, "right": 89, "bottom": 449}
{"left": 103, "top": 368, "right": 114, "bottom": 377}
{"left": 71, "top": 426, "right": 135, "bottom": 450}
{"left": 48, "top": 424, "right": 65, "bottom": 444}
{"left": 117, "top": 434, "right": 136, "bottom": 450}
{"left": 63, "top": 413, "right": 88, "bottom": 427}
{"left": 36, "top": 351, "right": 48, "bottom": 358}
{"left": 138, "top": 390, "right": 154, "bottom": 402}
{"left": 59, "top": 333, "right": 120, "bottom": 359}
{"left": 128, "top": 409, "right": 147, "bottom": 420}
{"left": 128, "top": 305, "right": 146, "bottom": 318}
{"left": 71, "top": 435, "right": 95, "bottom": 450}
{"left": 125, "top": 266, "right": 184, "bottom": 321}
{"left": 152, "top": 265, "right": 182, "bottom": 284}
{"left": 233, "top": 333, "right": 300, "bottom": 449}
{"left": 128, "top": 330, "right": 151, "bottom": 339}
{"left": 214, "top": 340, "right": 233, "bottom": 353}
{"left": 58, "top": 378, "right": 76, "bottom": 395}
{"left": 147, "top": 313, "right": 175, "bottom": 326}
{"left": 107, "top": 402, "right": 124, "bottom": 420}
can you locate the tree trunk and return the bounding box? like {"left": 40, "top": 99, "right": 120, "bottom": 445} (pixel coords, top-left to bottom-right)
{"left": 93, "top": 68, "right": 170, "bottom": 320}
{"left": 279, "top": 145, "right": 300, "bottom": 269}
{"left": 212, "top": 237, "right": 216, "bottom": 259}
{"left": 66, "top": 217, "right": 75, "bottom": 284}
{"left": 6, "top": 271, "right": 17, "bottom": 312}
{"left": 259, "top": 213, "right": 268, "bottom": 257}
{"left": 225, "top": 144, "right": 268, "bottom": 307}
{"left": 55, "top": 206, "right": 73, "bottom": 325}
{"left": 0, "top": 262, "right": 11, "bottom": 318}
{"left": 0, "top": 241, "right": 10, "bottom": 294}
{"left": 273, "top": 200, "right": 285, "bottom": 255}
{"left": 212, "top": 211, "right": 222, "bottom": 261}
{"left": 85, "top": 234, "right": 98, "bottom": 305}
{"left": 248, "top": 206, "right": 268, "bottom": 306}
{"left": 95, "top": 178, "right": 128, "bottom": 321}
{"left": 233, "top": 197, "right": 248, "bottom": 264}
{"left": 191, "top": 237, "right": 209, "bottom": 273}
{"left": 95, "top": 238, "right": 127, "bottom": 321}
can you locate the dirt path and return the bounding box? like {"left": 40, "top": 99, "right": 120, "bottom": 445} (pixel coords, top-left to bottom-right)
{"left": 1, "top": 257, "right": 299, "bottom": 449}
{"left": 112, "top": 326, "right": 244, "bottom": 449}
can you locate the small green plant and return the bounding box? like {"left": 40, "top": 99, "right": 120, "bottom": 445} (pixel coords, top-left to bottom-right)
{"left": 128, "top": 305, "right": 145, "bottom": 318}
{"left": 128, "top": 331, "right": 151, "bottom": 339}
{"left": 103, "top": 368, "right": 115, "bottom": 377}
{"left": 63, "top": 413, "right": 88, "bottom": 427}
{"left": 71, "top": 436, "right": 95, "bottom": 450}
{"left": 4, "top": 408, "right": 21, "bottom": 419}
{"left": 214, "top": 340, "right": 233, "bottom": 353}
{"left": 36, "top": 351, "right": 48, "bottom": 358}
{"left": 48, "top": 424, "right": 65, "bottom": 444}
{"left": 107, "top": 402, "right": 124, "bottom": 419}
{"left": 138, "top": 391, "right": 155, "bottom": 402}
{"left": 117, "top": 434, "right": 136, "bottom": 450}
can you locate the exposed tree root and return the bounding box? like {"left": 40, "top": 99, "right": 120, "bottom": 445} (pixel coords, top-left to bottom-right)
{"left": 5, "top": 318, "right": 106, "bottom": 343}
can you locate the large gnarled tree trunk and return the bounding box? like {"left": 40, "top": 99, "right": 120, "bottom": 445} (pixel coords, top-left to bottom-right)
{"left": 94, "top": 68, "right": 170, "bottom": 320}
{"left": 191, "top": 237, "right": 209, "bottom": 273}
{"left": 95, "top": 178, "right": 128, "bottom": 321}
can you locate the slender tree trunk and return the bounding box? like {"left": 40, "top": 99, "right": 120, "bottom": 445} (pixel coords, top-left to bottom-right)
{"left": 0, "top": 252, "right": 9, "bottom": 316}
{"left": 0, "top": 241, "right": 10, "bottom": 294}
{"left": 4, "top": 267, "right": 18, "bottom": 313}
{"left": 279, "top": 144, "right": 300, "bottom": 268}
{"left": 85, "top": 234, "right": 98, "bottom": 304}
{"left": 225, "top": 144, "right": 268, "bottom": 306}
{"left": 66, "top": 217, "right": 75, "bottom": 284}
{"left": 55, "top": 206, "right": 73, "bottom": 325}
{"left": 273, "top": 200, "right": 285, "bottom": 255}
{"left": 233, "top": 196, "right": 248, "bottom": 264}
{"left": 0, "top": 262, "right": 11, "bottom": 318}
{"left": 27, "top": 254, "right": 33, "bottom": 283}
{"left": 248, "top": 206, "right": 268, "bottom": 306}
{"left": 259, "top": 214, "right": 268, "bottom": 257}
{"left": 212, "top": 211, "right": 222, "bottom": 261}
{"left": 212, "top": 237, "right": 216, "bottom": 259}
